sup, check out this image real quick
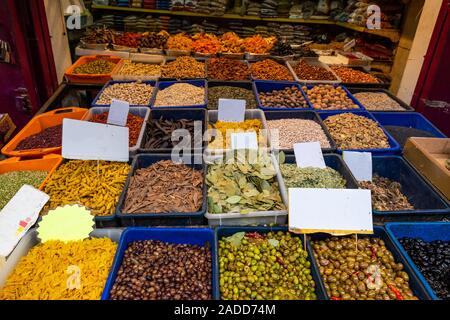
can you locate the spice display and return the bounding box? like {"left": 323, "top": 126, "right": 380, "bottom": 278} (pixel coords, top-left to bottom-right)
{"left": 44, "top": 161, "right": 130, "bottom": 216}
{"left": 116, "top": 60, "right": 161, "bottom": 78}
{"left": 359, "top": 175, "right": 414, "bottom": 211}
{"left": 243, "top": 35, "right": 276, "bottom": 54}
{"left": 113, "top": 32, "right": 141, "bottom": 48}
{"left": 295, "top": 47, "right": 318, "bottom": 58}
{"left": 208, "top": 86, "right": 256, "bottom": 110}
{"left": 258, "top": 86, "right": 308, "bottom": 109}
{"left": 207, "top": 153, "right": 285, "bottom": 214}
{"left": 109, "top": 240, "right": 212, "bottom": 300}
{"left": 271, "top": 42, "right": 294, "bottom": 57}
{"left": 208, "top": 119, "right": 263, "bottom": 150}
{"left": 312, "top": 235, "right": 418, "bottom": 300}
{"left": 192, "top": 33, "right": 221, "bottom": 55}
{"left": 353, "top": 92, "right": 406, "bottom": 111}
{"left": 399, "top": 238, "right": 450, "bottom": 300}
{"left": 292, "top": 60, "right": 337, "bottom": 81}
{"left": 207, "top": 58, "right": 250, "bottom": 81}
{"left": 0, "top": 238, "right": 117, "bottom": 300}
{"left": 251, "top": 59, "right": 294, "bottom": 81}
{"left": 143, "top": 118, "right": 198, "bottom": 149}
{"left": 96, "top": 82, "right": 154, "bottom": 106}
{"left": 140, "top": 31, "right": 169, "bottom": 49}
{"left": 331, "top": 66, "right": 380, "bottom": 84}
{"left": 123, "top": 160, "right": 203, "bottom": 214}
{"left": 281, "top": 164, "right": 346, "bottom": 189}
{"left": 81, "top": 27, "right": 114, "bottom": 44}
{"left": 219, "top": 231, "right": 317, "bottom": 300}
{"left": 73, "top": 59, "right": 116, "bottom": 75}
{"left": 14, "top": 125, "right": 62, "bottom": 151}
{"left": 267, "top": 119, "right": 331, "bottom": 149}
{"left": 0, "top": 171, "right": 48, "bottom": 210}
{"left": 161, "top": 57, "right": 206, "bottom": 79}
{"left": 154, "top": 83, "right": 205, "bottom": 107}
{"left": 324, "top": 113, "right": 390, "bottom": 150}
{"left": 89, "top": 112, "right": 144, "bottom": 147}
{"left": 166, "top": 33, "right": 193, "bottom": 51}
{"left": 220, "top": 32, "right": 244, "bottom": 54}
{"left": 384, "top": 126, "right": 435, "bottom": 148}
{"left": 303, "top": 85, "right": 359, "bottom": 110}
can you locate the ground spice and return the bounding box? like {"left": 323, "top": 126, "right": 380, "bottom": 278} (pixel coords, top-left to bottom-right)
{"left": 15, "top": 125, "right": 62, "bottom": 151}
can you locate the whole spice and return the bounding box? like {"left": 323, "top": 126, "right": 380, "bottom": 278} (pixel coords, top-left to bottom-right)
{"left": 161, "top": 57, "right": 206, "bottom": 79}
{"left": 208, "top": 86, "right": 256, "bottom": 110}
{"left": 89, "top": 112, "right": 144, "bottom": 147}
{"left": 192, "top": 33, "right": 221, "bottom": 54}
{"left": 143, "top": 118, "right": 199, "bottom": 149}
{"left": 208, "top": 119, "right": 263, "bottom": 150}
{"left": 324, "top": 113, "right": 390, "bottom": 150}
{"left": 207, "top": 58, "right": 250, "bottom": 81}
{"left": 259, "top": 86, "right": 308, "bottom": 109}
{"left": 0, "top": 171, "right": 48, "bottom": 209}
{"left": 96, "top": 82, "right": 154, "bottom": 106}
{"left": 220, "top": 32, "right": 244, "bottom": 54}
{"left": 359, "top": 175, "right": 414, "bottom": 211}
{"left": 331, "top": 66, "right": 380, "bottom": 84}
{"left": 123, "top": 160, "right": 203, "bottom": 214}
{"left": 154, "top": 83, "right": 205, "bottom": 107}
{"left": 73, "top": 59, "right": 116, "bottom": 75}
{"left": 384, "top": 126, "right": 435, "bottom": 148}
{"left": 166, "top": 33, "right": 193, "bottom": 51}
{"left": 44, "top": 160, "right": 130, "bottom": 216}
{"left": 267, "top": 119, "right": 331, "bottom": 149}
{"left": 207, "top": 153, "right": 286, "bottom": 214}
{"left": 117, "top": 60, "right": 161, "bottom": 78}
{"left": 81, "top": 26, "right": 114, "bottom": 44}
{"left": 353, "top": 92, "right": 406, "bottom": 111}
{"left": 109, "top": 240, "right": 212, "bottom": 300}
{"left": 312, "top": 236, "right": 418, "bottom": 300}
{"left": 15, "top": 125, "right": 62, "bottom": 151}
{"left": 304, "top": 85, "right": 359, "bottom": 110}
{"left": 219, "top": 231, "right": 317, "bottom": 300}
{"left": 251, "top": 59, "right": 294, "bottom": 81}
{"left": 113, "top": 32, "right": 141, "bottom": 48}
{"left": 281, "top": 164, "right": 346, "bottom": 189}
{"left": 293, "top": 60, "right": 337, "bottom": 81}
{"left": 243, "top": 35, "right": 276, "bottom": 54}
{"left": 399, "top": 238, "right": 450, "bottom": 300}
{"left": 0, "top": 238, "right": 117, "bottom": 301}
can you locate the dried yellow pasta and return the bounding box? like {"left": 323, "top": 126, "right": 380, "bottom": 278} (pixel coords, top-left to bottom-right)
{"left": 0, "top": 238, "right": 117, "bottom": 300}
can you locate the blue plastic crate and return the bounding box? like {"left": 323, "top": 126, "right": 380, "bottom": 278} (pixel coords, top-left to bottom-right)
{"left": 253, "top": 81, "right": 312, "bottom": 110}
{"left": 101, "top": 227, "right": 218, "bottom": 300}
{"left": 151, "top": 80, "right": 208, "bottom": 109}
{"left": 319, "top": 110, "right": 401, "bottom": 155}
{"left": 308, "top": 226, "right": 431, "bottom": 300}
{"left": 92, "top": 80, "right": 157, "bottom": 108}
{"left": 116, "top": 154, "right": 206, "bottom": 227}
{"left": 370, "top": 156, "right": 450, "bottom": 221}
{"left": 305, "top": 84, "right": 366, "bottom": 111}
{"left": 386, "top": 222, "right": 450, "bottom": 300}
{"left": 215, "top": 226, "right": 327, "bottom": 300}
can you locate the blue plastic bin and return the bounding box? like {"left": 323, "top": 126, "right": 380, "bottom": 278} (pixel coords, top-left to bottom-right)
{"left": 264, "top": 110, "right": 336, "bottom": 153}
{"left": 92, "top": 80, "right": 156, "bottom": 108}
{"left": 116, "top": 154, "right": 206, "bottom": 227}
{"left": 207, "top": 81, "right": 256, "bottom": 110}
{"left": 386, "top": 222, "right": 450, "bottom": 300}
{"left": 370, "top": 156, "right": 450, "bottom": 221}
{"left": 151, "top": 80, "right": 207, "bottom": 109}
{"left": 215, "top": 226, "right": 327, "bottom": 300}
{"left": 308, "top": 226, "right": 431, "bottom": 300}
{"left": 101, "top": 227, "right": 218, "bottom": 300}
{"left": 319, "top": 111, "right": 401, "bottom": 155}
{"left": 305, "top": 84, "right": 366, "bottom": 111}
{"left": 253, "top": 81, "right": 312, "bottom": 110}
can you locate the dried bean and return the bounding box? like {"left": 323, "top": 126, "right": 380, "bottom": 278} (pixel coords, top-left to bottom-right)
{"left": 259, "top": 86, "right": 308, "bottom": 109}
{"left": 207, "top": 58, "right": 250, "bottom": 81}
{"left": 353, "top": 92, "right": 406, "bottom": 111}
{"left": 161, "top": 57, "right": 205, "bottom": 79}
{"left": 208, "top": 86, "right": 256, "bottom": 110}
{"left": 143, "top": 118, "right": 197, "bottom": 149}
{"left": 154, "top": 83, "right": 205, "bottom": 107}
{"left": 96, "top": 82, "right": 154, "bottom": 106}
{"left": 250, "top": 59, "right": 294, "bottom": 81}
{"left": 15, "top": 125, "right": 62, "bottom": 151}
{"left": 304, "top": 85, "right": 359, "bottom": 110}
{"left": 293, "top": 60, "right": 337, "bottom": 81}
{"left": 331, "top": 66, "right": 379, "bottom": 84}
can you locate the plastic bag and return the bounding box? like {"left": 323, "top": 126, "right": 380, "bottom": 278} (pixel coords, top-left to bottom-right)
{"left": 423, "top": 99, "right": 450, "bottom": 114}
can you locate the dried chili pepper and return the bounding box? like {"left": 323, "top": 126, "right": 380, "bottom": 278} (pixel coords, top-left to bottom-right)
{"left": 388, "top": 284, "right": 404, "bottom": 300}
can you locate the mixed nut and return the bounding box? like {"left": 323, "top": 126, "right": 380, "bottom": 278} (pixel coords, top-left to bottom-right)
{"left": 303, "top": 85, "right": 359, "bottom": 110}
{"left": 258, "top": 86, "right": 309, "bottom": 109}
{"left": 96, "top": 82, "right": 154, "bottom": 106}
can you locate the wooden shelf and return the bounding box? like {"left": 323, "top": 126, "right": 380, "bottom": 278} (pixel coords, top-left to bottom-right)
{"left": 91, "top": 5, "right": 400, "bottom": 42}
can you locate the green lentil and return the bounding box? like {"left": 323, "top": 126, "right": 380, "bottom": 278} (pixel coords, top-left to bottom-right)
{"left": 73, "top": 59, "right": 116, "bottom": 75}
{"left": 208, "top": 86, "right": 257, "bottom": 110}
{"left": 281, "top": 164, "right": 347, "bottom": 189}
{"left": 0, "top": 171, "right": 48, "bottom": 210}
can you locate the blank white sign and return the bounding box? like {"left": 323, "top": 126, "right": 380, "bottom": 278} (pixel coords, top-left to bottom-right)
{"left": 343, "top": 151, "right": 373, "bottom": 182}
{"left": 218, "top": 99, "right": 246, "bottom": 122}
{"left": 107, "top": 99, "right": 130, "bottom": 127}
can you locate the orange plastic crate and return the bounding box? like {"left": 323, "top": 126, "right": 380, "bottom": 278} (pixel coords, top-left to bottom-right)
{"left": 64, "top": 55, "right": 123, "bottom": 84}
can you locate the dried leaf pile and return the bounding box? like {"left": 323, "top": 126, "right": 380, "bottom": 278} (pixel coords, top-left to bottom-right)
{"left": 281, "top": 164, "right": 347, "bottom": 189}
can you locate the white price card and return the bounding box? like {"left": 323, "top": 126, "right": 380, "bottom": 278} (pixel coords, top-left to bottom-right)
{"left": 0, "top": 185, "right": 49, "bottom": 257}
{"left": 218, "top": 99, "right": 246, "bottom": 122}
{"left": 107, "top": 99, "right": 130, "bottom": 127}
{"left": 343, "top": 151, "right": 373, "bottom": 182}
{"left": 231, "top": 132, "right": 258, "bottom": 150}
{"left": 62, "top": 119, "right": 129, "bottom": 162}
{"left": 294, "top": 142, "right": 326, "bottom": 169}
{"left": 289, "top": 188, "right": 373, "bottom": 235}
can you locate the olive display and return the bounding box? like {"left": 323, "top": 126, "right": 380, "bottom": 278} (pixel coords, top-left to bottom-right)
{"left": 219, "top": 231, "right": 317, "bottom": 300}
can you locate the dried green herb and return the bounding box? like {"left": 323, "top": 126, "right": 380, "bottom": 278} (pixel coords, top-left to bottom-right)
{"left": 207, "top": 153, "right": 286, "bottom": 214}
{"left": 280, "top": 164, "right": 347, "bottom": 189}
{"left": 208, "top": 86, "right": 256, "bottom": 110}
